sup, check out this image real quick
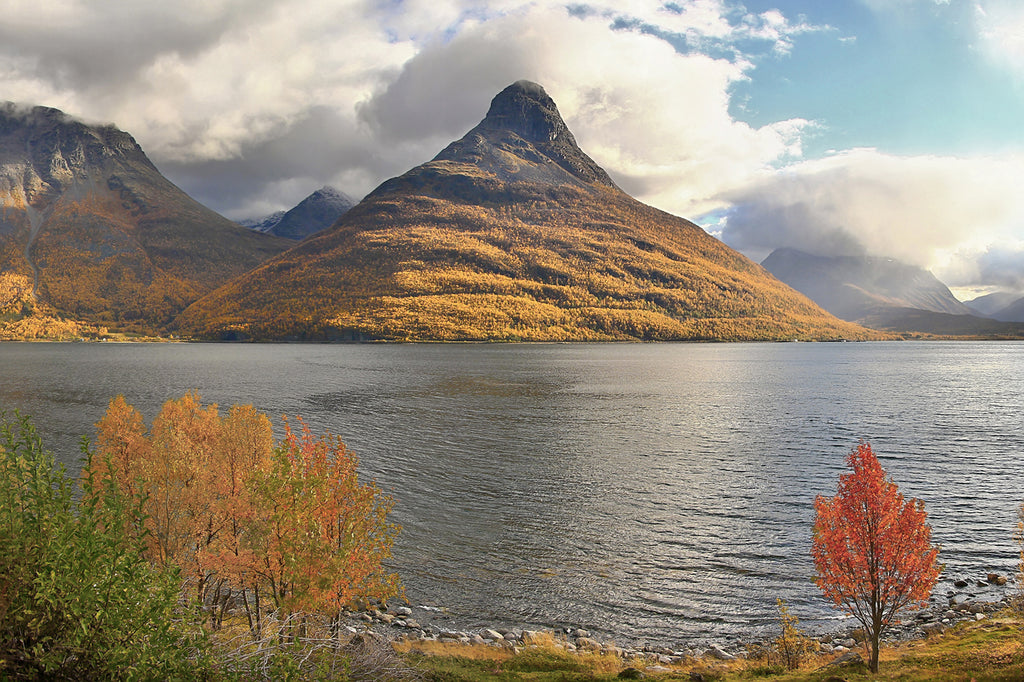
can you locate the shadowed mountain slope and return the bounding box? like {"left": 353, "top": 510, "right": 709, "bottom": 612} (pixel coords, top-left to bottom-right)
{"left": 178, "top": 81, "right": 877, "bottom": 342}
{"left": 990, "top": 296, "right": 1024, "bottom": 322}
{"left": 763, "top": 248, "right": 1024, "bottom": 336}
{"left": 268, "top": 186, "right": 356, "bottom": 240}
{"left": 0, "top": 103, "right": 289, "bottom": 332}
{"left": 761, "top": 248, "right": 972, "bottom": 321}
{"left": 966, "top": 291, "right": 1024, "bottom": 322}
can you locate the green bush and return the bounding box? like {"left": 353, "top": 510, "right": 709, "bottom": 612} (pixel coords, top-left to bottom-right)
{"left": 0, "top": 412, "right": 205, "bottom": 680}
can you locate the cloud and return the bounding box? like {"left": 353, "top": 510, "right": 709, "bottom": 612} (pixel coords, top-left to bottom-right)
{"left": 974, "top": 0, "right": 1024, "bottom": 75}
{"left": 0, "top": 0, "right": 420, "bottom": 212}
{"left": 718, "top": 149, "right": 1024, "bottom": 289}
{"left": 356, "top": 3, "right": 814, "bottom": 218}
{"left": 0, "top": 0, "right": 821, "bottom": 218}
{"left": 976, "top": 245, "right": 1024, "bottom": 291}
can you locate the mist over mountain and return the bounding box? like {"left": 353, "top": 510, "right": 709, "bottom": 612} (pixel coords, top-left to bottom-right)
{"left": 965, "top": 291, "right": 1024, "bottom": 321}
{"left": 178, "top": 81, "right": 875, "bottom": 342}
{"left": 0, "top": 103, "right": 289, "bottom": 331}
{"left": 994, "top": 297, "right": 1024, "bottom": 322}
{"left": 761, "top": 248, "right": 971, "bottom": 318}
{"left": 761, "top": 247, "right": 1024, "bottom": 336}
{"left": 238, "top": 210, "right": 286, "bottom": 233}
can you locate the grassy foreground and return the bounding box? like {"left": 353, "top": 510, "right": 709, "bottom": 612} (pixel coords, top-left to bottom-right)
{"left": 397, "top": 613, "right": 1024, "bottom": 681}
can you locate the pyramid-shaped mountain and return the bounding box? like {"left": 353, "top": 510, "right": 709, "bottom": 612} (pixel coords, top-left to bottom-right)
{"left": 178, "top": 81, "right": 876, "bottom": 341}
{"left": 0, "top": 103, "right": 290, "bottom": 332}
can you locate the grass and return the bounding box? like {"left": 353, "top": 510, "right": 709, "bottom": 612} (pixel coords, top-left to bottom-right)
{"left": 399, "top": 612, "right": 1024, "bottom": 682}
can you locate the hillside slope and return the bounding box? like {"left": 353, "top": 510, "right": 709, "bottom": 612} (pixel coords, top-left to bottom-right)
{"left": 0, "top": 103, "right": 290, "bottom": 332}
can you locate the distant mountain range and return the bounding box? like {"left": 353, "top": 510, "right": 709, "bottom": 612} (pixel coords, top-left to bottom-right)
{"left": 238, "top": 210, "right": 286, "bottom": 233}
{"left": 965, "top": 291, "right": 1024, "bottom": 322}
{"left": 239, "top": 186, "right": 356, "bottom": 240}
{"left": 0, "top": 103, "right": 289, "bottom": 332}
{"left": 177, "top": 81, "right": 876, "bottom": 342}
{"left": 762, "top": 248, "right": 1024, "bottom": 336}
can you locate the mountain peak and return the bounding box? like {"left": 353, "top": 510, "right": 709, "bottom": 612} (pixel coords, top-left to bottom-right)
{"left": 479, "top": 80, "right": 565, "bottom": 143}
{"left": 266, "top": 185, "right": 356, "bottom": 240}
{"left": 426, "top": 80, "right": 617, "bottom": 189}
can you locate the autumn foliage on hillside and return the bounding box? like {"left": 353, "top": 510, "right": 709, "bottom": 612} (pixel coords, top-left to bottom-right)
{"left": 178, "top": 179, "right": 883, "bottom": 342}
{"left": 0, "top": 271, "right": 111, "bottom": 340}
{"left": 85, "top": 393, "right": 402, "bottom": 640}
{"left": 812, "top": 443, "right": 940, "bottom": 673}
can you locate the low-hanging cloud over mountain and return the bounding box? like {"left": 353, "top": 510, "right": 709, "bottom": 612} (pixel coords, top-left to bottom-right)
{"left": 0, "top": 0, "right": 817, "bottom": 220}
{"left": 716, "top": 149, "right": 1024, "bottom": 294}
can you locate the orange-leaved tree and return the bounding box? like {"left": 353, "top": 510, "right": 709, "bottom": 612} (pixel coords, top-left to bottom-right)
{"left": 812, "top": 442, "right": 940, "bottom": 673}
{"left": 86, "top": 393, "right": 401, "bottom": 640}
{"left": 248, "top": 418, "right": 402, "bottom": 640}
{"left": 90, "top": 393, "right": 275, "bottom": 617}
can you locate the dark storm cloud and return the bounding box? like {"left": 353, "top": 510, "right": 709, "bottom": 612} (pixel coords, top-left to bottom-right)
{"left": 977, "top": 247, "right": 1024, "bottom": 292}
{"left": 355, "top": 31, "right": 531, "bottom": 145}
{"left": 0, "top": 1, "right": 277, "bottom": 89}
{"left": 721, "top": 199, "right": 867, "bottom": 264}
{"left": 157, "top": 106, "right": 384, "bottom": 218}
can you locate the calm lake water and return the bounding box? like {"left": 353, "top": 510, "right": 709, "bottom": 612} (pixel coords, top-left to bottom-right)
{"left": 1, "top": 341, "right": 1021, "bottom": 646}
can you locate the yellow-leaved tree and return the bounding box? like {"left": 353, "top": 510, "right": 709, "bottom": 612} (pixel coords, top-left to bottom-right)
{"left": 85, "top": 393, "right": 401, "bottom": 639}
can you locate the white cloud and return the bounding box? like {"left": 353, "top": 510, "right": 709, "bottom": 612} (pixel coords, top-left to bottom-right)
{"left": 718, "top": 149, "right": 1024, "bottom": 289}
{"left": 356, "top": 3, "right": 814, "bottom": 218}
{"left": 0, "top": 0, "right": 816, "bottom": 217}
{"left": 974, "top": 0, "right": 1024, "bottom": 75}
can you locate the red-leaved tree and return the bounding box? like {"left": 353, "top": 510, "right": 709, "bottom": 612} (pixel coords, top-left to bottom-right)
{"left": 812, "top": 442, "right": 940, "bottom": 673}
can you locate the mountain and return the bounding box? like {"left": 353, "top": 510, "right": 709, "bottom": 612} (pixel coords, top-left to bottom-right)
{"left": 965, "top": 291, "right": 1024, "bottom": 321}
{"left": 238, "top": 187, "right": 356, "bottom": 239}
{"left": 267, "top": 186, "right": 356, "bottom": 240}
{"left": 991, "top": 296, "right": 1024, "bottom": 322}
{"left": 238, "top": 210, "right": 286, "bottom": 233}
{"left": 965, "top": 291, "right": 1019, "bottom": 317}
{"left": 177, "top": 81, "right": 877, "bottom": 342}
{"left": 761, "top": 248, "right": 972, "bottom": 319}
{"left": 0, "top": 103, "right": 290, "bottom": 332}
{"left": 761, "top": 248, "right": 1024, "bottom": 336}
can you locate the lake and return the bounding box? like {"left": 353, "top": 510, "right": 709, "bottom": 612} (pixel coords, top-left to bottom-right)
{"left": 0, "top": 340, "right": 1021, "bottom": 647}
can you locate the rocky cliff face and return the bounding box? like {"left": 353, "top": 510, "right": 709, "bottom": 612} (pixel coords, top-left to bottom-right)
{"left": 0, "top": 103, "right": 289, "bottom": 332}
{"left": 432, "top": 80, "right": 617, "bottom": 188}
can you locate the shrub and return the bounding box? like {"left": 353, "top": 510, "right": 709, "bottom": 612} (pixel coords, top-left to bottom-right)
{"left": 0, "top": 411, "right": 204, "bottom": 680}
{"left": 771, "top": 599, "right": 816, "bottom": 670}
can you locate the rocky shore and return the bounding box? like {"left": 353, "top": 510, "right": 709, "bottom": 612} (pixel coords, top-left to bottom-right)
{"left": 338, "top": 571, "right": 1017, "bottom": 668}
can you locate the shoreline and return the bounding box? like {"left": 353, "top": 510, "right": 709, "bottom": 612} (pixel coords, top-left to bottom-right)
{"left": 339, "top": 573, "right": 1017, "bottom": 665}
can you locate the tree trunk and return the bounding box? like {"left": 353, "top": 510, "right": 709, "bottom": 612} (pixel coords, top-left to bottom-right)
{"left": 870, "top": 611, "right": 882, "bottom": 673}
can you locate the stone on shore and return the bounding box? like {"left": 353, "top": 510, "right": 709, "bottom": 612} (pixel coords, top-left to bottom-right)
{"left": 707, "top": 645, "right": 736, "bottom": 661}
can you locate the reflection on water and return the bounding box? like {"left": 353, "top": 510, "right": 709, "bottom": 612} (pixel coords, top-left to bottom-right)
{"left": 0, "top": 340, "right": 1022, "bottom": 646}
